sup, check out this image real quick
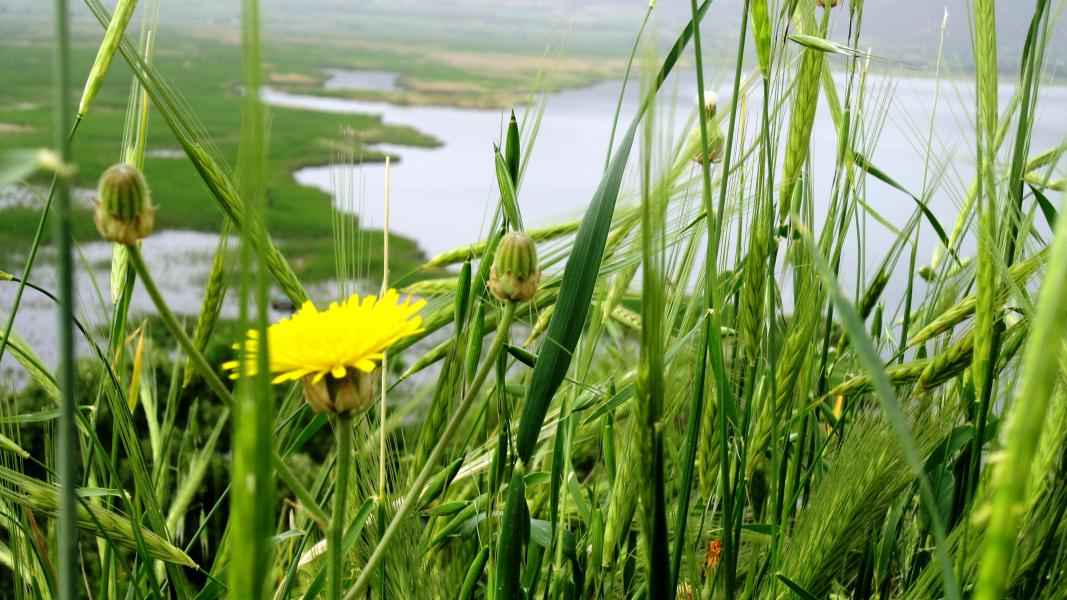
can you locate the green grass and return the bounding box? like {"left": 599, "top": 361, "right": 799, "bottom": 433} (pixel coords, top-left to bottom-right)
{"left": 0, "top": 28, "right": 437, "bottom": 282}
{"left": 2, "top": 0, "right": 1067, "bottom": 599}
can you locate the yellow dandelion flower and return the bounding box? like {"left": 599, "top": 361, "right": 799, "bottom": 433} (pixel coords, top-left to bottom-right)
{"left": 222, "top": 289, "right": 426, "bottom": 385}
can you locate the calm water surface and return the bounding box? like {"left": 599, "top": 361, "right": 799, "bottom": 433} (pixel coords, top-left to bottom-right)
{"left": 274, "top": 69, "right": 1067, "bottom": 273}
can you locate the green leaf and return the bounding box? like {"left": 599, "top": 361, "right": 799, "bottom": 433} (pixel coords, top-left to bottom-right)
{"left": 1031, "top": 183, "right": 1058, "bottom": 228}
{"left": 515, "top": 0, "right": 714, "bottom": 462}
{"left": 776, "top": 573, "right": 820, "bottom": 600}
{"left": 528, "top": 519, "right": 576, "bottom": 560}
{"left": 495, "top": 470, "right": 527, "bottom": 599}
{"left": 853, "top": 152, "right": 957, "bottom": 265}
{"left": 269, "top": 529, "right": 306, "bottom": 545}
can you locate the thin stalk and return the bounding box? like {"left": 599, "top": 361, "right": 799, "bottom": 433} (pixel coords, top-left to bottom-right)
{"left": 344, "top": 301, "right": 517, "bottom": 599}
{"left": 376, "top": 157, "right": 391, "bottom": 597}
{"left": 604, "top": 4, "right": 653, "bottom": 171}
{"left": 379, "top": 157, "right": 391, "bottom": 499}
{"left": 676, "top": 0, "right": 751, "bottom": 594}
{"left": 0, "top": 121, "right": 80, "bottom": 368}
{"left": 51, "top": 0, "right": 77, "bottom": 598}
{"left": 125, "top": 245, "right": 329, "bottom": 530}
{"left": 330, "top": 416, "right": 354, "bottom": 600}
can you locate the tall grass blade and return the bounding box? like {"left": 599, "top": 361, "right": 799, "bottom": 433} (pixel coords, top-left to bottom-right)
{"left": 229, "top": 0, "right": 274, "bottom": 597}
{"left": 515, "top": 0, "right": 714, "bottom": 463}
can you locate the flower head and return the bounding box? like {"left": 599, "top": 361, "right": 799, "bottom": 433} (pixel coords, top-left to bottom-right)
{"left": 94, "top": 163, "right": 156, "bottom": 245}
{"left": 489, "top": 231, "right": 540, "bottom": 302}
{"left": 223, "top": 289, "right": 426, "bottom": 386}
{"left": 705, "top": 539, "right": 723, "bottom": 572}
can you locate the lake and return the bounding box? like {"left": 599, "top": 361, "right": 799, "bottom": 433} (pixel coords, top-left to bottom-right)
{"left": 276, "top": 68, "right": 1066, "bottom": 277}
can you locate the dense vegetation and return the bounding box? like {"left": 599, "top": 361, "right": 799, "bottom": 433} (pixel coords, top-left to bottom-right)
{"left": 1, "top": 0, "right": 1066, "bottom": 598}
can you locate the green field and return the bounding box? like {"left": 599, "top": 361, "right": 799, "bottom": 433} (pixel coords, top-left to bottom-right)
{"left": 0, "top": 9, "right": 621, "bottom": 283}
{"left": 0, "top": 28, "right": 442, "bottom": 281}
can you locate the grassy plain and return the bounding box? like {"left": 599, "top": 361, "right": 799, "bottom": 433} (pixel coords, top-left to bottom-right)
{"left": 0, "top": 8, "right": 621, "bottom": 282}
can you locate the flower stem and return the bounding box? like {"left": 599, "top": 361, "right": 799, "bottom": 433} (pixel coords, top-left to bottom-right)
{"left": 126, "top": 245, "right": 330, "bottom": 530}
{"left": 344, "top": 300, "right": 517, "bottom": 599}
{"left": 330, "top": 415, "right": 354, "bottom": 600}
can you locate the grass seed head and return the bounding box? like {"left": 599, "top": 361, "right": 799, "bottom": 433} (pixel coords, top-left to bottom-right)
{"left": 78, "top": 0, "right": 139, "bottom": 118}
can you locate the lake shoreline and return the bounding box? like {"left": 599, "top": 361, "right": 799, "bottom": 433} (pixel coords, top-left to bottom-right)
{"left": 273, "top": 63, "right": 1067, "bottom": 113}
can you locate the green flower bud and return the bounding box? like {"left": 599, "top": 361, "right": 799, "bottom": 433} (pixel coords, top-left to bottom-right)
{"left": 689, "top": 124, "right": 725, "bottom": 165}
{"left": 489, "top": 231, "right": 540, "bottom": 302}
{"left": 301, "top": 369, "right": 377, "bottom": 418}
{"left": 94, "top": 163, "right": 156, "bottom": 246}
{"left": 816, "top": 0, "right": 839, "bottom": 7}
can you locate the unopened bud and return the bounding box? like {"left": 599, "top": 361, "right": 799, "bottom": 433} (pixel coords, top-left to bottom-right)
{"left": 94, "top": 163, "right": 156, "bottom": 245}
{"left": 816, "top": 0, "right": 839, "bottom": 7}
{"left": 690, "top": 125, "right": 725, "bottom": 165}
{"left": 489, "top": 231, "right": 540, "bottom": 302}
{"left": 301, "top": 369, "right": 377, "bottom": 418}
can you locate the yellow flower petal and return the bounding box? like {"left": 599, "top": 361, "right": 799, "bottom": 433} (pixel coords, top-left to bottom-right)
{"left": 222, "top": 289, "right": 424, "bottom": 384}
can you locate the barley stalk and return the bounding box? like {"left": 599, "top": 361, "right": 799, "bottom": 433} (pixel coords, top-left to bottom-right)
{"left": 78, "top": 0, "right": 139, "bottom": 118}
{"left": 777, "top": 8, "right": 824, "bottom": 222}
{"left": 401, "top": 277, "right": 458, "bottom": 296}
{"left": 184, "top": 219, "right": 234, "bottom": 388}
{"left": 0, "top": 467, "right": 195, "bottom": 568}
{"left": 976, "top": 187, "right": 1067, "bottom": 600}
{"left": 425, "top": 220, "right": 582, "bottom": 268}
{"left": 970, "top": 0, "right": 1000, "bottom": 446}
{"left": 909, "top": 249, "right": 1047, "bottom": 346}
{"left": 187, "top": 142, "right": 309, "bottom": 305}
{"left": 739, "top": 193, "right": 770, "bottom": 365}
{"left": 827, "top": 318, "right": 1029, "bottom": 397}
{"left": 750, "top": 0, "right": 772, "bottom": 79}
{"left": 603, "top": 418, "right": 640, "bottom": 560}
